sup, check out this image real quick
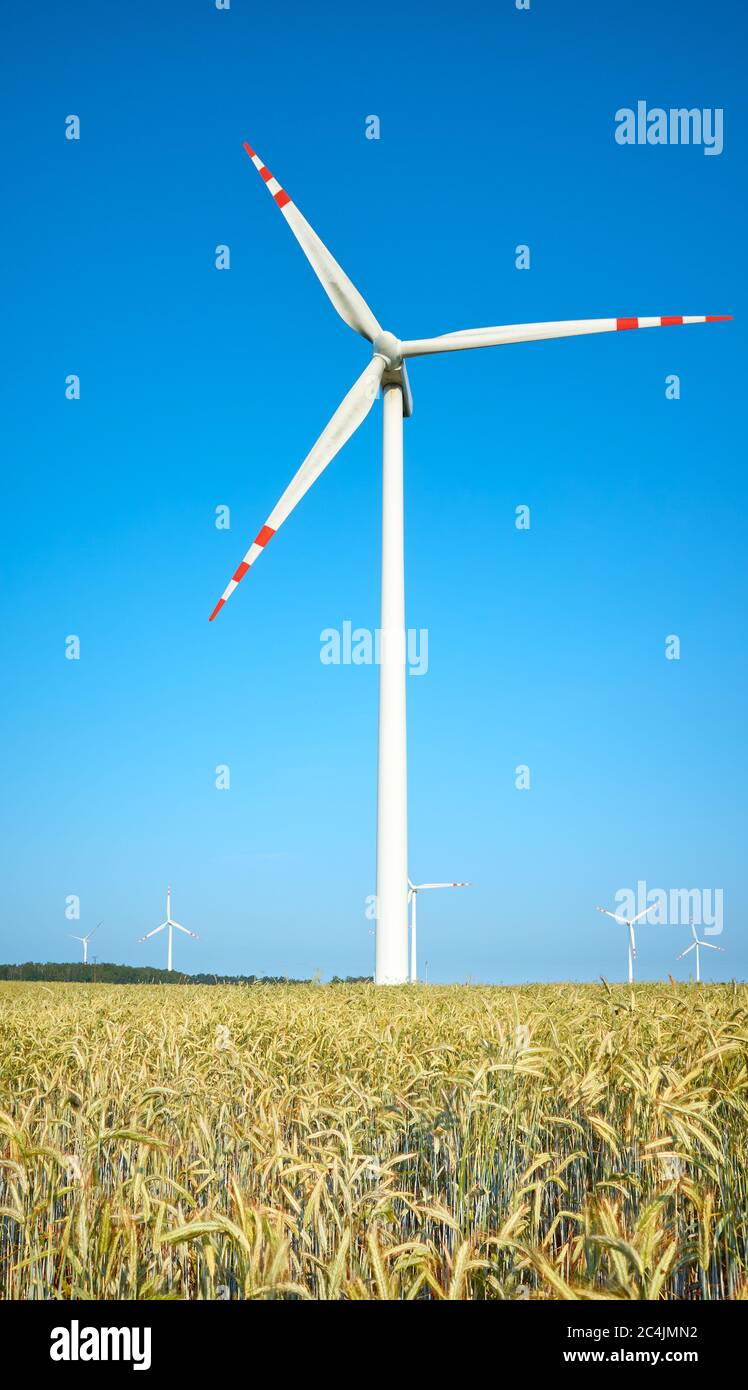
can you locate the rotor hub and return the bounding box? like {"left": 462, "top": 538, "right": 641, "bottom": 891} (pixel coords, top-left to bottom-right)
{"left": 372, "top": 331, "right": 402, "bottom": 369}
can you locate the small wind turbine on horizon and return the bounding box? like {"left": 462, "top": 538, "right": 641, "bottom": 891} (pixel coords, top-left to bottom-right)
{"left": 69, "top": 922, "right": 102, "bottom": 965}
{"left": 677, "top": 921, "right": 724, "bottom": 983}
{"left": 408, "top": 879, "right": 470, "bottom": 983}
{"left": 595, "top": 904, "right": 654, "bottom": 984}
{"left": 138, "top": 886, "right": 198, "bottom": 973}
{"left": 208, "top": 135, "right": 731, "bottom": 985}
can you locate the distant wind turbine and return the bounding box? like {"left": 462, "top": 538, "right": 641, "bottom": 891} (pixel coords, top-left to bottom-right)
{"left": 595, "top": 904, "right": 654, "bottom": 984}
{"left": 138, "top": 886, "right": 198, "bottom": 973}
{"left": 677, "top": 921, "right": 724, "bottom": 983}
{"left": 408, "top": 879, "right": 470, "bottom": 983}
{"left": 69, "top": 922, "right": 102, "bottom": 965}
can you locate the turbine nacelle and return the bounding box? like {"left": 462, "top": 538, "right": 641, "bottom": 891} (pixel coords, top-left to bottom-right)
{"left": 373, "top": 331, "right": 403, "bottom": 369}
{"left": 374, "top": 332, "right": 413, "bottom": 419}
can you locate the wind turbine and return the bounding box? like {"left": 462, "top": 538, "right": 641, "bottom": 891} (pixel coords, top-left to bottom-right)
{"left": 69, "top": 922, "right": 102, "bottom": 965}
{"left": 677, "top": 921, "right": 724, "bottom": 982}
{"left": 408, "top": 879, "right": 470, "bottom": 983}
{"left": 138, "top": 886, "right": 198, "bottom": 973}
{"left": 595, "top": 904, "right": 654, "bottom": 984}
{"left": 208, "top": 138, "right": 731, "bottom": 985}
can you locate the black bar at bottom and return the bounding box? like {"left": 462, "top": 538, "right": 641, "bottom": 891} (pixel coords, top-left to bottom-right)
{"left": 0, "top": 1296, "right": 741, "bottom": 1376}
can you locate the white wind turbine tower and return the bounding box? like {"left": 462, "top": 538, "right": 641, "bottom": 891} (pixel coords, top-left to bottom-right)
{"left": 138, "top": 886, "right": 198, "bottom": 973}
{"left": 596, "top": 904, "right": 654, "bottom": 983}
{"left": 408, "top": 879, "right": 470, "bottom": 983}
{"left": 69, "top": 921, "right": 102, "bottom": 965}
{"left": 208, "top": 138, "right": 731, "bottom": 985}
{"left": 677, "top": 921, "right": 724, "bottom": 983}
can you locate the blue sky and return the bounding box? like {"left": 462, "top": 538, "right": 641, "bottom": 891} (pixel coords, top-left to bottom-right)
{"left": 1, "top": 0, "right": 745, "bottom": 982}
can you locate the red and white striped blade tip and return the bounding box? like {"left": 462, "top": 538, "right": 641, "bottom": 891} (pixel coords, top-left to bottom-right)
{"left": 209, "top": 524, "right": 276, "bottom": 621}
{"left": 615, "top": 315, "right": 731, "bottom": 328}
{"left": 242, "top": 141, "right": 291, "bottom": 209}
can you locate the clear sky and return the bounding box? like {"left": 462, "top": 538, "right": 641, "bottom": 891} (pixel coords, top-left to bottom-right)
{"left": 2, "top": 0, "right": 745, "bottom": 982}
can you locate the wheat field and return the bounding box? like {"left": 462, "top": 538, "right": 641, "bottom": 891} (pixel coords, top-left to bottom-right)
{"left": 0, "top": 980, "right": 746, "bottom": 1300}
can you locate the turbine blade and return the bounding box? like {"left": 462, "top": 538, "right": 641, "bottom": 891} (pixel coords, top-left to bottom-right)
{"left": 630, "top": 906, "right": 654, "bottom": 925}
{"left": 677, "top": 943, "right": 697, "bottom": 958}
{"left": 401, "top": 315, "right": 731, "bottom": 358}
{"left": 595, "top": 906, "right": 627, "bottom": 924}
{"left": 242, "top": 141, "right": 381, "bottom": 342}
{"left": 418, "top": 882, "right": 470, "bottom": 890}
{"left": 173, "top": 922, "right": 198, "bottom": 938}
{"left": 701, "top": 941, "right": 723, "bottom": 951}
{"left": 209, "top": 357, "right": 385, "bottom": 620}
{"left": 139, "top": 922, "right": 167, "bottom": 941}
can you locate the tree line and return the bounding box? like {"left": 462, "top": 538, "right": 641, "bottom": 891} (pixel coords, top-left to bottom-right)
{"left": 0, "top": 963, "right": 372, "bottom": 986}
